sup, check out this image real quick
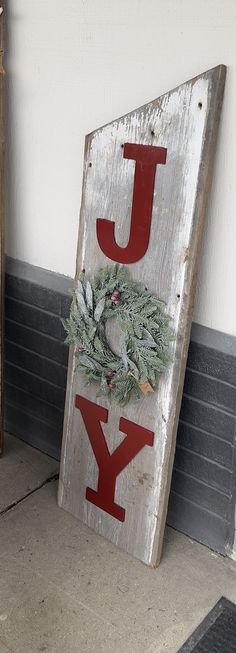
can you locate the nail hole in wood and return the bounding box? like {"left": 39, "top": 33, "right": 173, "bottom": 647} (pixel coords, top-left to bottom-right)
{"left": 198, "top": 102, "right": 202, "bottom": 109}
{"left": 151, "top": 130, "right": 155, "bottom": 136}
{"left": 177, "top": 294, "right": 180, "bottom": 299}
{"left": 88, "top": 162, "right": 92, "bottom": 167}
{"left": 121, "top": 143, "right": 124, "bottom": 148}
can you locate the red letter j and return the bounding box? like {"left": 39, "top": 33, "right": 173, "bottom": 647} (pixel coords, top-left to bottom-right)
{"left": 96, "top": 143, "right": 167, "bottom": 264}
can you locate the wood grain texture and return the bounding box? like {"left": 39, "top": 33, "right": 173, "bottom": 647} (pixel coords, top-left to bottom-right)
{"left": 58, "top": 66, "right": 226, "bottom": 566}
{"left": 0, "top": 6, "right": 4, "bottom": 456}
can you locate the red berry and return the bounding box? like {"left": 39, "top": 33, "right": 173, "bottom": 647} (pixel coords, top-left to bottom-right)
{"left": 113, "top": 290, "right": 121, "bottom": 297}
{"left": 108, "top": 383, "right": 116, "bottom": 389}
{"left": 76, "top": 346, "right": 83, "bottom": 353}
{"left": 106, "top": 370, "right": 113, "bottom": 377}
{"left": 111, "top": 294, "right": 116, "bottom": 301}
{"left": 114, "top": 299, "right": 121, "bottom": 305}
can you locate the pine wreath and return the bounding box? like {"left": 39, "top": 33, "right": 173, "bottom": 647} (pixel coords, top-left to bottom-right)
{"left": 63, "top": 265, "right": 174, "bottom": 406}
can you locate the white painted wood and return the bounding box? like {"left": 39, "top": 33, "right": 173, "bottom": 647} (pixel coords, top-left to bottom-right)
{"left": 59, "top": 66, "right": 226, "bottom": 566}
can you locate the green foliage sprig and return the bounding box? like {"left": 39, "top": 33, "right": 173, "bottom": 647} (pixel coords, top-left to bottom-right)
{"left": 62, "top": 265, "right": 174, "bottom": 406}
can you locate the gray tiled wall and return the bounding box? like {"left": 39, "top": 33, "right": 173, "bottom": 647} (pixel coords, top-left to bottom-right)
{"left": 4, "top": 258, "right": 236, "bottom": 556}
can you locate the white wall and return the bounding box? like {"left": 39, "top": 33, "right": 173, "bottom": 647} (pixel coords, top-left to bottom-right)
{"left": 5, "top": 0, "right": 236, "bottom": 336}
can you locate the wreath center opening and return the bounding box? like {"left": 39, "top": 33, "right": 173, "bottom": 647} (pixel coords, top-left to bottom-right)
{"left": 105, "top": 316, "right": 126, "bottom": 358}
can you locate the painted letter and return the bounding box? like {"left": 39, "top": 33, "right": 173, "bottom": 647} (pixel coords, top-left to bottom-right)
{"left": 96, "top": 143, "right": 167, "bottom": 263}
{"left": 75, "top": 394, "right": 154, "bottom": 521}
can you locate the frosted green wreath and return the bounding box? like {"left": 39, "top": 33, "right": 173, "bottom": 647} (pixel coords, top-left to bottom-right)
{"left": 63, "top": 265, "right": 174, "bottom": 406}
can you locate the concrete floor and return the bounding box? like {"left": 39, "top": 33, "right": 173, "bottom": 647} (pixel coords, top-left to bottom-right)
{"left": 0, "top": 435, "right": 236, "bottom": 653}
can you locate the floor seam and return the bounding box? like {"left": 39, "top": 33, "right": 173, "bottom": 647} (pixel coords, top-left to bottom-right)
{"left": 0, "top": 474, "right": 59, "bottom": 517}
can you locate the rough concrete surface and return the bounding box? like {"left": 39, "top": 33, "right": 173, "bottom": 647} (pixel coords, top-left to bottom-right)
{"left": 0, "top": 435, "right": 236, "bottom": 652}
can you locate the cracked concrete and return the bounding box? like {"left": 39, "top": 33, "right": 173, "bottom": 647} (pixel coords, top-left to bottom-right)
{"left": 0, "top": 434, "right": 59, "bottom": 515}
{"left": 0, "top": 434, "right": 236, "bottom": 652}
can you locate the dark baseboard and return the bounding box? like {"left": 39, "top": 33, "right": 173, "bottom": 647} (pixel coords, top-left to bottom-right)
{"left": 4, "top": 257, "right": 236, "bottom": 556}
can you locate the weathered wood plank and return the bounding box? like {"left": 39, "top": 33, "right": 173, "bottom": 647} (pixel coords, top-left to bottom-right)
{"left": 59, "top": 66, "right": 226, "bottom": 566}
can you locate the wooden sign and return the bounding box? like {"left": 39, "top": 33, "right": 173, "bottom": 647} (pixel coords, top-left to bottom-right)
{"left": 59, "top": 66, "right": 226, "bottom": 566}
